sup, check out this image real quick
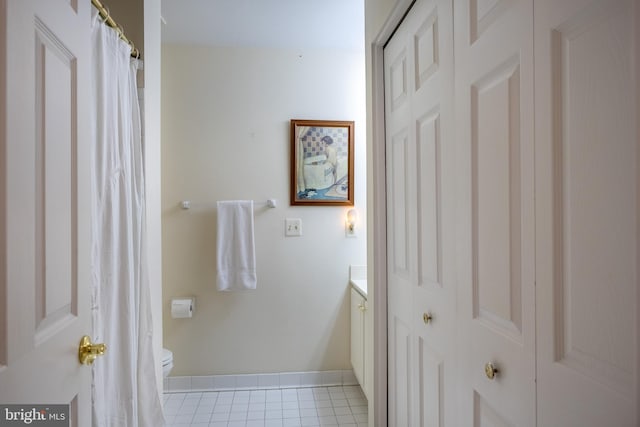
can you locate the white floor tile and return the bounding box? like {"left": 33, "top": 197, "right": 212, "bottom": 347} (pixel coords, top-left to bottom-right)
{"left": 318, "top": 415, "right": 338, "bottom": 425}
{"left": 330, "top": 399, "right": 348, "bottom": 408}
{"left": 335, "top": 414, "right": 356, "bottom": 424}
{"left": 315, "top": 400, "right": 333, "bottom": 409}
{"left": 163, "top": 385, "right": 368, "bottom": 427}
{"left": 349, "top": 405, "right": 367, "bottom": 415}
{"left": 266, "top": 401, "right": 283, "bottom": 410}
{"left": 231, "top": 402, "right": 249, "bottom": 412}
{"left": 195, "top": 405, "right": 214, "bottom": 415}
{"left": 266, "top": 409, "right": 284, "bottom": 419}
{"left": 298, "top": 400, "right": 316, "bottom": 409}
{"left": 191, "top": 413, "right": 211, "bottom": 423}
{"left": 300, "top": 416, "right": 320, "bottom": 426}
{"left": 353, "top": 413, "right": 367, "bottom": 423}
{"left": 347, "top": 397, "right": 366, "bottom": 407}
{"left": 282, "top": 401, "right": 299, "bottom": 410}
{"left": 299, "top": 407, "right": 317, "bottom": 417}
{"left": 248, "top": 410, "right": 266, "bottom": 419}
{"left": 282, "top": 418, "right": 302, "bottom": 427}
{"left": 282, "top": 390, "right": 299, "bottom": 402}
{"left": 266, "top": 390, "right": 283, "bottom": 402}
{"left": 283, "top": 409, "right": 300, "bottom": 418}
{"left": 173, "top": 414, "right": 194, "bottom": 424}
{"left": 316, "top": 407, "right": 334, "bottom": 417}
{"left": 212, "top": 404, "right": 231, "bottom": 414}
{"left": 209, "top": 412, "right": 229, "bottom": 422}
{"left": 229, "top": 412, "right": 247, "bottom": 421}
{"left": 332, "top": 407, "right": 351, "bottom": 416}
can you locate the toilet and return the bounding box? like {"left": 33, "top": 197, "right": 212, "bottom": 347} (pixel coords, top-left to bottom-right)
{"left": 162, "top": 348, "right": 174, "bottom": 378}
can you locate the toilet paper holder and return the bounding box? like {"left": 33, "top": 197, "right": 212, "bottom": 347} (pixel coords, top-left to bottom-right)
{"left": 171, "top": 297, "right": 195, "bottom": 318}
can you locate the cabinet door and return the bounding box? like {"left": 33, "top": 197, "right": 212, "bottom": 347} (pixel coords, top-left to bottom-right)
{"left": 535, "top": 0, "right": 639, "bottom": 425}
{"left": 350, "top": 288, "right": 364, "bottom": 387}
{"left": 454, "top": 0, "right": 536, "bottom": 424}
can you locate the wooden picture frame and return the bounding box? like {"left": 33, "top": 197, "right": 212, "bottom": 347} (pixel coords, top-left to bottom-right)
{"left": 290, "top": 119, "right": 355, "bottom": 206}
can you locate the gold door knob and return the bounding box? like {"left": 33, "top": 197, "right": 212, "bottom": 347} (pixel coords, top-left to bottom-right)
{"left": 358, "top": 303, "right": 366, "bottom": 312}
{"left": 423, "top": 312, "right": 433, "bottom": 324}
{"left": 484, "top": 362, "right": 499, "bottom": 380}
{"left": 79, "top": 335, "right": 107, "bottom": 365}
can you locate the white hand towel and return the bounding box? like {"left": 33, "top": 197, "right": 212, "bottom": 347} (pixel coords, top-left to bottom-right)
{"left": 216, "top": 200, "right": 257, "bottom": 291}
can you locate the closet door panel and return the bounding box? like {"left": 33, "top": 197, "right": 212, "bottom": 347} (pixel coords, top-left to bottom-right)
{"left": 454, "top": 0, "right": 535, "bottom": 425}
{"left": 535, "top": 0, "right": 639, "bottom": 425}
{"left": 411, "top": 2, "right": 457, "bottom": 426}
{"left": 386, "top": 14, "right": 417, "bottom": 424}
{"left": 386, "top": 0, "right": 456, "bottom": 424}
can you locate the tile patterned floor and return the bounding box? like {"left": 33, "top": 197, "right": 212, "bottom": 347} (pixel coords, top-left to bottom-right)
{"left": 163, "top": 386, "right": 368, "bottom": 427}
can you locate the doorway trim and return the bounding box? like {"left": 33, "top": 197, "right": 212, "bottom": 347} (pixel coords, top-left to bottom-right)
{"left": 370, "top": 1, "right": 415, "bottom": 425}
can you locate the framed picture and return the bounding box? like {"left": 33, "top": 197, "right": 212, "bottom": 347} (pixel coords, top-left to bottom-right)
{"left": 290, "top": 119, "right": 354, "bottom": 206}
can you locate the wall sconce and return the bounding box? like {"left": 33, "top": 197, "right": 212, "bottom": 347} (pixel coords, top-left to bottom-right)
{"left": 346, "top": 208, "right": 358, "bottom": 237}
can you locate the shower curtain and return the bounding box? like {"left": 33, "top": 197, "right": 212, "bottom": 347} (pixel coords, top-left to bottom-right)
{"left": 90, "top": 11, "right": 164, "bottom": 427}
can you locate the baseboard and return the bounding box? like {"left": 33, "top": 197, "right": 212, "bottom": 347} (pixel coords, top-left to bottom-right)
{"left": 164, "top": 369, "right": 358, "bottom": 393}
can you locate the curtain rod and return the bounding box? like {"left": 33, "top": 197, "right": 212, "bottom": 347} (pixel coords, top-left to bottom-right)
{"left": 91, "top": 0, "right": 140, "bottom": 58}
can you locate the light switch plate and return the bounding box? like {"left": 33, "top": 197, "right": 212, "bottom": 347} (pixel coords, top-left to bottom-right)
{"left": 285, "top": 218, "right": 302, "bottom": 237}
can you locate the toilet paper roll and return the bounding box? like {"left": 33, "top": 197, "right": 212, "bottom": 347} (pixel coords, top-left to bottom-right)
{"left": 171, "top": 298, "right": 193, "bottom": 318}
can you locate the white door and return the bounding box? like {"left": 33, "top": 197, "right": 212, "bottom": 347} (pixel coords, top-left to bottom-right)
{"left": 454, "top": 0, "right": 536, "bottom": 425}
{"left": 534, "top": 0, "right": 639, "bottom": 425}
{"left": 385, "top": 0, "right": 456, "bottom": 424}
{"left": 0, "top": 0, "right": 93, "bottom": 424}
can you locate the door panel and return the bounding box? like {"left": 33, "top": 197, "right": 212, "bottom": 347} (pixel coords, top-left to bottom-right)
{"left": 389, "top": 317, "right": 412, "bottom": 426}
{"left": 535, "top": 0, "right": 638, "bottom": 425}
{"left": 0, "top": 0, "right": 91, "bottom": 422}
{"left": 454, "top": 0, "right": 535, "bottom": 425}
{"left": 416, "top": 110, "right": 441, "bottom": 290}
{"left": 386, "top": 11, "right": 416, "bottom": 423}
{"left": 34, "top": 16, "right": 78, "bottom": 343}
{"left": 472, "top": 56, "right": 523, "bottom": 341}
{"left": 418, "top": 337, "right": 444, "bottom": 427}
{"left": 386, "top": 0, "right": 456, "bottom": 425}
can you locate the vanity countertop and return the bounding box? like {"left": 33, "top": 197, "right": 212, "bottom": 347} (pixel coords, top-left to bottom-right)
{"left": 349, "top": 265, "right": 367, "bottom": 298}
{"left": 350, "top": 279, "right": 367, "bottom": 299}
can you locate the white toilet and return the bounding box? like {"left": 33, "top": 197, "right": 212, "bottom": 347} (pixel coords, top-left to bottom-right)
{"left": 162, "top": 348, "right": 174, "bottom": 378}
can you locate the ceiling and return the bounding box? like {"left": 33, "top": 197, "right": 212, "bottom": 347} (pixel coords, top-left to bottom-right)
{"left": 161, "top": 0, "right": 365, "bottom": 51}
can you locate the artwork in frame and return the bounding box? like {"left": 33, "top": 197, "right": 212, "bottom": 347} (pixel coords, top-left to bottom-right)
{"left": 290, "top": 119, "right": 354, "bottom": 206}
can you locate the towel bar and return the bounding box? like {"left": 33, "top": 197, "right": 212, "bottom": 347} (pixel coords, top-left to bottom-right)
{"left": 181, "top": 199, "right": 276, "bottom": 210}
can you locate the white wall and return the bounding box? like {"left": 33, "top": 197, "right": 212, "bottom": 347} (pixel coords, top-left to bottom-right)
{"left": 161, "top": 45, "right": 367, "bottom": 376}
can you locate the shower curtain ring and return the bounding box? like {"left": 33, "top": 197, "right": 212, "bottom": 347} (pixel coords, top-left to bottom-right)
{"left": 102, "top": 6, "right": 110, "bottom": 23}
{"left": 131, "top": 42, "right": 140, "bottom": 59}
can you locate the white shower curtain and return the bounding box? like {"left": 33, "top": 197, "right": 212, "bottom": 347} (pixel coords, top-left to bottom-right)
{"left": 90, "top": 12, "right": 164, "bottom": 427}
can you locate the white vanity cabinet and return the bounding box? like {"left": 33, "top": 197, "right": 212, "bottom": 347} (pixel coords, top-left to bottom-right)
{"left": 350, "top": 285, "right": 366, "bottom": 391}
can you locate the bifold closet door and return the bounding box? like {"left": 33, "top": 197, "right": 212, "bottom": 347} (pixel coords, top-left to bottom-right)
{"left": 534, "top": 0, "right": 639, "bottom": 425}
{"left": 454, "top": 0, "right": 536, "bottom": 425}
{"left": 384, "top": 0, "right": 456, "bottom": 425}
